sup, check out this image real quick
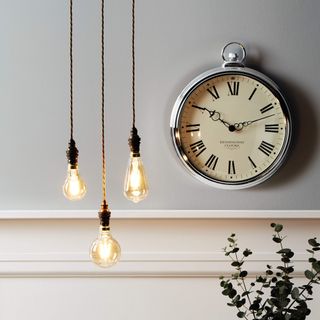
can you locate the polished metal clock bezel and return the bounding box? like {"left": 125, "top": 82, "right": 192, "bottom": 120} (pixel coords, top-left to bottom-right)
{"left": 170, "top": 65, "right": 293, "bottom": 190}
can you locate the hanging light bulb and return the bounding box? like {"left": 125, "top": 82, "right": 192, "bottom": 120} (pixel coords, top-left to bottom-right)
{"left": 63, "top": 164, "right": 86, "bottom": 200}
{"left": 90, "top": 0, "right": 120, "bottom": 268}
{"left": 63, "top": 139, "right": 87, "bottom": 200}
{"left": 63, "top": 0, "right": 86, "bottom": 201}
{"left": 90, "top": 203, "right": 121, "bottom": 268}
{"left": 124, "top": 0, "right": 149, "bottom": 203}
{"left": 124, "top": 128, "right": 148, "bottom": 203}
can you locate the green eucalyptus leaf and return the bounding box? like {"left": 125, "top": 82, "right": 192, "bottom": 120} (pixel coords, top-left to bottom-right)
{"left": 277, "top": 248, "right": 290, "bottom": 254}
{"left": 273, "top": 237, "right": 282, "bottom": 243}
{"left": 312, "top": 261, "right": 320, "bottom": 273}
{"left": 274, "top": 224, "right": 283, "bottom": 232}
{"left": 222, "top": 288, "right": 230, "bottom": 296}
{"left": 306, "top": 249, "right": 314, "bottom": 254}
{"left": 236, "top": 298, "right": 246, "bottom": 308}
{"left": 305, "top": 270, "right": 315, "bottom": 280}
{"left": 237, "top": 311, "right": 245, "bottom": 318}
{"left": 231, "top": 261, "right": 240, "bottom": 267}
{"left": 281, "top": 257, "right": 291, "bottom": 263}
{"left": 239, "top": 271, "right": 248, "bottom": 278}
{"left": 291, "top": 287, "right": 300, "bottom": 299}
{"left": 308, "top": 238, "right": 319, "bottom": 247}
{"left": 243, "top": 249, "right": 252, "bottom": 257}
{"left": 232, "top": 295, "right": 240, "bottom": 303}
{"left": 229, "top": 289, "right": 237, "bottom": 299}
{"left": 241, "top": 291, "right": 250, "bottom": 297}
{"left": 270, "top": 223, "right": 276, "bottom": 227}
{"left": 228, "top": 237, "right": 235, "bottom": 243}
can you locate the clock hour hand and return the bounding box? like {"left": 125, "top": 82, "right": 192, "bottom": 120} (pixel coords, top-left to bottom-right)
{"left": 192, "top": 105, "right": 231, "bottom": 130}
{"left": 234, "top": 114, "right": 275, "bottom": 131}
{"left": 209, "top": 110, "right": 232, "bottom": 129}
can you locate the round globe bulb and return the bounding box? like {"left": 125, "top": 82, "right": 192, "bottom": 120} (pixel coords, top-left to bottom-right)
{"left": 90, "top": 227, "right": 121, "bottom": 268}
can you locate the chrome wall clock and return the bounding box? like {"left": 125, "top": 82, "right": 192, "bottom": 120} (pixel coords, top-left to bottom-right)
{"left": 170, "top": 42, "right": 292, "bottom": 189}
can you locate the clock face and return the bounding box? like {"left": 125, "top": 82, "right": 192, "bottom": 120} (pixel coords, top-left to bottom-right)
{"left": 171, "top": 70, "right": 292, "bottom": 189}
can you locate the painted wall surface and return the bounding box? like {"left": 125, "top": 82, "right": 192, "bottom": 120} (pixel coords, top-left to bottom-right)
{"left": 0, "top": 0, "right": 319, "bottom": 210}
{"left": 0, "top": 1, "right": 320, "bottom": 320}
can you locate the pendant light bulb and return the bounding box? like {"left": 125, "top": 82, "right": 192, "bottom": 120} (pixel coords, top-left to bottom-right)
{"left": 63, "top": 164, "right": 86, "bottom": 200}
{"left": 124, "top": 153, "right": 148, "bottom": 203}
{"left": 90, "top": 226, "right": 121, "bottom": 268}
{"left": 63, "top": 139, "right": 86, "bottom": 201}
{"left": 124, "top": 127, "right": 148, "bottom": 203}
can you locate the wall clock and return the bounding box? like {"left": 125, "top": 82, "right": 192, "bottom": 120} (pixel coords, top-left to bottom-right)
{"left": 170, "top": 42, "right": 292, "bottom": 189}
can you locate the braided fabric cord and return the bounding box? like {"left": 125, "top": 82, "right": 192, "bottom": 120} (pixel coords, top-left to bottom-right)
{"left": 101, "top": 0, "right": 106, "bottom": 202}
{"left": 131, "top": 0, "right": 136, "bottom": 128}
{"left": 69, "top": 0, "right": 74, "bottom": 139}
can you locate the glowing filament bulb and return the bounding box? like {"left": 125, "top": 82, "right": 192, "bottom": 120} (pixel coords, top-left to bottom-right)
{"left": 63, "top": 164, "right": 86, "bottom": 200}
{"left": 90, "top": 226, "right": 121, "bottom": 268}
{"left": 124, "top": 153, "right": 148, "bottom": 203}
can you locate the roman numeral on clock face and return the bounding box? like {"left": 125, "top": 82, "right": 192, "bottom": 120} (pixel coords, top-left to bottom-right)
{"left": 248, "top": 156, "right": 257, "bottom": 168}
{"left": 248, "top": 88, "right": 257, "bottom": 100}
{"left": 258, "top": 141, "right": 275, "bottom": 156}
{"left": 207, "top": 86, "right": 220, "bottom": 100}
{"left": 260, "top": 103, "right": 274, "bottom": 114}
{"left": 205, "top": 154, "right": 219, "bottom": 170}
{"left": 186, "top": 124, "right": 200, "bottom": 132}
{"left": 265, "top": 124, "right": 279, "bottom": 133}
{"left": 227, "top": 82, "right": 239, "bottom": 96}
{"left": 190, "top": 140, "right": 206, "bottom": 157}
{"left": 228, "top": 160, "right": 236, "bottom": 174}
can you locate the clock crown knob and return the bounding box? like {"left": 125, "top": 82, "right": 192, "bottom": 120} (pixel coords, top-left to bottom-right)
{"left": 221, "top": 42, "right": 246, "bottom": 68}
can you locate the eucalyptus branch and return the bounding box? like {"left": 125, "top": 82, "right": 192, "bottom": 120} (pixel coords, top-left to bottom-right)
{"left": 220, "top": 224, "right": 320, "bottom": 320}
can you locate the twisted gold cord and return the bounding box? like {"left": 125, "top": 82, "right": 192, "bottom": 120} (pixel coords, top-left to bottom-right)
{"left": 69, "top": 0, "right": 74, "bottom": 139}
{"left": 101, "top": 0, "right": 106, "bottom": 202}
{"left": 131, "top": 0, "right": 136, "bottom": 128}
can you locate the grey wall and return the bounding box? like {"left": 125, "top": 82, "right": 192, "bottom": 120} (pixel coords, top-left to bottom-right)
{"left": 0, "top": 0, "right": 319, "bottom": 210}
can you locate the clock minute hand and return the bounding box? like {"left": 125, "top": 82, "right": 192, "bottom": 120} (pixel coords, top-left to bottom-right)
{"left": 234, "top": 114, "right": 275, "bottom": 130}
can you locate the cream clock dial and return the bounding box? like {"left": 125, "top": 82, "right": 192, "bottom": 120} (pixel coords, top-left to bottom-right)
{"left": 170, "top": 43, "right": 292, "bottom": 189}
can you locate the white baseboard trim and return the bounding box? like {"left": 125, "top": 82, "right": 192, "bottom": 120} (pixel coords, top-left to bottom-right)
{"left": 0, "top": 210, "right": 319, "bottom": 220}
{"left": 0, "top": 251, "right": 311, "bottom": 278}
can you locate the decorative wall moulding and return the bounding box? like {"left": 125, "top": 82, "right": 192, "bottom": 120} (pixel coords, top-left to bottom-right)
{"left": 0, "top": 251, "right": 309, "bottom": 278}
{"left": 0, "top": 210, "right": 319, "bottom": 220}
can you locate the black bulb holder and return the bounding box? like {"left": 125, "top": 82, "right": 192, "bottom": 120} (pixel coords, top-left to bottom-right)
{"left": 129, "top": 126, "right": 141, "bottom": 157}
{"left": 99, "top": 200, "right": 111, "bottom": 229}
{"left": 66, "top": 138, "right": 79, "bottom": 167}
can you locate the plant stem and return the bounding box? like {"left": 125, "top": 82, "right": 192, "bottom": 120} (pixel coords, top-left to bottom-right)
{"left": 284, "top": 271, "right": 319, "bottom": 317}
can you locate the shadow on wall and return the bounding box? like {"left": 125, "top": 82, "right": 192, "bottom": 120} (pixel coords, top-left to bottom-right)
{"left": 247, "top": 48, "right": 318, "bottom": 190}
{"left": 252, "top": 71, "right": 319, "bottom": 189}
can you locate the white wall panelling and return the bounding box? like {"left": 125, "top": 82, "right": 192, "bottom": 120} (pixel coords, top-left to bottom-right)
{"left": 0, "top": 217, "right": 319, "bottom": 320}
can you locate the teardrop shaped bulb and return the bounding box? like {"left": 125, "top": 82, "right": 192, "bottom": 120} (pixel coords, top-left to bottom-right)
{"left": 124, "top": 154, "right": 148, "bottom": 203}
{"left": 90, "top": 226, "right": 121, "bottom": 268}
{"left": 63, "top": 164, "right": 87, "bottom": 200}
